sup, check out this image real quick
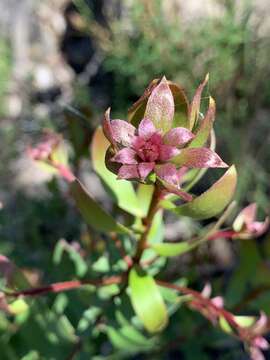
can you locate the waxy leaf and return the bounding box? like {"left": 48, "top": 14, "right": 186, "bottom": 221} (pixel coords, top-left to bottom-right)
{"left": 71, "top": 179, "right": 130, "bottom": 234}
{"left": 170, "top": 82, "right": 189, "bottom": 129}
{"left": 173, "top": 165, "right": 237, "bottom": 219}
{"left": 128, "top": 79, "right": 159, "bottom": 127}
{"left": 144, "top": 77, "right": 174, "bottom": 133}
{"left": 171, "top": 147, "right": 227, "bottom": 168}
{"left": 129, "top": 267, "right": 168, "bottom": 333}
{"left": 91, "top": 127, "right": 143, "bottom": 217}
{"left": 151, "top": 242, "right": 195, "bottom": 257}
{"left": 189, "top": 74, "right": 209, "bottom": 130}
{"left": 189, "top": 97, "right": 216, "bottom": 148}
{"left": 128, "top": 79, "right": 189, "bottom": 129}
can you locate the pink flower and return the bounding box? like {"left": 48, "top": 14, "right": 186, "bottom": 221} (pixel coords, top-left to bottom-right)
{"left": 28, "top": 131, "right": 75, "bottom": 183}
{"left": 103, "top": 76, "right": 228, "bottom": 201}
{"left": 233, "top": 203, "right": 269, "bottom": 239}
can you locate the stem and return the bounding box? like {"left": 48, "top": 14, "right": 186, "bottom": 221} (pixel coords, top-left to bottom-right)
{"left": 156, "top": 280, "right": 240, "bottom": 329}
{"left": 133, "top": 185, "right": 163, "bottom": 263}
{"left": 4, "top": 276, "right": 124, "bottom": 298}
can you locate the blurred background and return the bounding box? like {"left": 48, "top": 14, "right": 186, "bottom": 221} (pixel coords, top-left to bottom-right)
{"left": 0, "top": 0, "right": 269, "bottom": 359}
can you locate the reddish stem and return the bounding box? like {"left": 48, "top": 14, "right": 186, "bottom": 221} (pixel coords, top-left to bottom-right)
{"left": 5, "top": 276, "right": 124, "bottom": 298}
{"left": 133, "top": 186, "right": 163, "bottom": 263}
{"left": 156, "top": 280, "right": 240, "bottom": 329}
{"left": 110, "top": 233, "right": 133, "bottom": 268}
{"left": 208, "top": 230, "right": 236, "bottom": 241}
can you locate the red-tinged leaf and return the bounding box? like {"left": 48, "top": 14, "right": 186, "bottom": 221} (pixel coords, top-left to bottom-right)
{"left": 173, "top": 165, "right": 237, "bottom": 219}
{"left": 189, "top": 74, "right": 209, "bottom": 130}
{"left": 129, "top": 267, "right": 168, "bottom": 333}
{"left": 70, "top": 179, "right": 131, "bottom": 234}
{"left": 189, "top": 97, "right": 216, "bottom": 148}
{"left": 128, "top": 79, "right": 189, "bottom": 130}
{"left": 91, "top": 127, "right": 144, "bottom": 217}
{"left": 128, "top": 79, "right": 159, "bottom": 127}
{"left": 171, "top": 147, "right": 228, "bottom": 168}
{"left": 144, "top": 76, "right": 174, "bottom": 133}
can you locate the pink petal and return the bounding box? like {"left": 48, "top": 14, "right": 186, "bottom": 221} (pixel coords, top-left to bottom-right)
{"left": 138, "top": 162, "right": 155, "bottom": 179}
{"left": 138, "top": 118, "right": 157, "bottom": 139}
{"left": 111, "top": 148, "right": 138, "bottom": 165}
{"left": 110, "top": 120, "right": 136, "bottom": 146}
{"left": 211, "top": 296, "right": 224, "bottom": 308}
{"left": 159, "top": 145, "right": 180, "bottom": 161}
{"left": 155, "top": 164, "right": 193, "bottom": 202}
{"left": 117, "top": 165, "right": 139, "bottom": 179}
{"left": 241, "top": 203, "right": 257, "bottom": 226}
{"left": 248, "top": 218, "right": 269, "bottom": 237}
{"left": 132, "top": 136, "right": 146, "bottom": 152}
{"left": 171, "top": 148, "right": 228, "bottom": 168}
{"left": 144, "top": 76, "right": 174, "bottom": 133}
{"left": 253, "top": 312, "right": 268, "bottom": 334}
{"left": 253, "top": 337, "right": 269, "bottom": 350}
{"left": 163, "top": 127, "right": 194, "bottom": 147}
{"left": 155, "top": 164, "right": 179, "bottom": 186}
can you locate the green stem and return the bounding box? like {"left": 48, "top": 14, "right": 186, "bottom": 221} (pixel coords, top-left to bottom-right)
{"left": 133, "top": 185, "right": 163, "bottom": 264}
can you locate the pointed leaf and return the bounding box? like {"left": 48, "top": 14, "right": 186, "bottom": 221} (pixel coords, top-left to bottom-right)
{"left": 128, "top": 79, "right": 159, "bottom": 127}
{"left": 129, "top": 267, "right": 168, "bottom": 333}
{"left": 70, "top": 179, "right": 131, "bottom": 234}
{"left": 189, "top": 97, "right": 216, "bottom": 148}
{"left": 169, "top": 82, "right": 189, "bottom": 129}
{"left": 91, "top": 127, "right": 143, "bottom": 217}
{"left": 189, "top": 74, "right": 209, "bottom": 130}
{"left": 145, "top": 77, "right": 174, "bottom": 133}
{"left": 173, "top": 166, "right": 237, "bottom": 220}
{"left": 151, "top": 242, "right": 195, "bottom": 257}
{"left": 171, "top": 147, "right": 227, "bottom": 168}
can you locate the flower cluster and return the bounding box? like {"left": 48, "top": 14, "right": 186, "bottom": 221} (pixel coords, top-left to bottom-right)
{"left": 233, "top": 203, "right": 269, "bottom": 239}
{"left": 103, "top": 76, "right": 227, "bottom": 201}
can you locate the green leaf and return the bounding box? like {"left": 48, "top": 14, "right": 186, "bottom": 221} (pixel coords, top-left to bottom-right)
{"left": 151, "top": 242, "right": 195, "bottom": 257}
{"left": 91, "top": 127, "right": 143, "bottom": 217}
{"left": 173, "top": 165, "right": 237, "bottom": 220}
{"left": 8, "top": 298, "right": 29, "bottom": 315}
{"left": 53, "top": 240, "right": 87, "bottom": 277}
{"left": 188, "top": 97, "right": 215, "bottom": 148}
{"left": 219, "top": 316, "right": 233, "bottom": 334}
{"left": 170, "top": 82, "right": 189, "bottom": 129}
{"left": 234, "top": 316, "right": 256, "bottom": 328}
{"left": 70, "top": 179, "right": 131, "bottom": 234}
{"left": 129, "top": 267, "right": 168, "bottom": 333}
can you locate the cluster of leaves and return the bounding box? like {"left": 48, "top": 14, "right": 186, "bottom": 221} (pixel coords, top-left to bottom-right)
{"left": 0, "top": 75, "right": 269, "bottom": 359}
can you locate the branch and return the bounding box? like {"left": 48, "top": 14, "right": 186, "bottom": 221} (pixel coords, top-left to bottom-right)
{"left": 4, "top": 276, "right": 124, "bottom": 298}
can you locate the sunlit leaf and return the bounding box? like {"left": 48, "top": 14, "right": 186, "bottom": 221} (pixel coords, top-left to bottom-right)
{"left": 70, "top": 179, "right": 131, "bottom": 234}
{"left": 129, "top": 267, "right": 168, "bottom": 333}
{"left": 189, "top": 74, "right": 209, "bottom": 130}
{"left": 188, "top": 97, "right": 215, "bottom": 148}
{"left": 91, "top": 127, "right": 143, "bottom": 217}
{"left": 173, "top": 166, "right": 237, "bottom": 219}
{"left": 144, "top": 76, "right": 174, "bottom": 133}
{"left": 234, "top": 316, "right": 256, "bottom": 328}
{"left": 219, "top": 316, "right": 233, "bottom": 334}
{"left": 151, "top": 242, "right": 195, "bottom": 257}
